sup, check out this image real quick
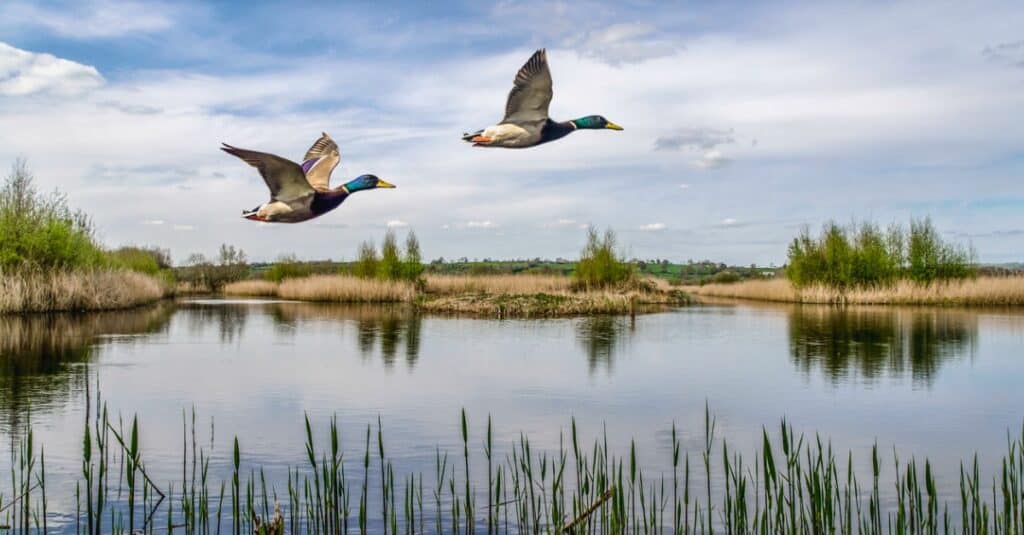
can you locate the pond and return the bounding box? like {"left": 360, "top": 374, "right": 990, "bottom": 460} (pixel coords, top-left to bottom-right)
{"left": 1, "top": 298, "right": 1022, "bottom": 531}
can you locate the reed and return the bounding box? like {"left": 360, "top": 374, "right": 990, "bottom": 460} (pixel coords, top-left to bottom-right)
{"left": 692, "top": 276, "right": 1024, "bottom": 306}
{"left": 6, "top": 402, "right": 1023, "bottom": 534}
{"left": 0, "top": 269, "right": 166, "bottom": 313}
{"left": 277, "top": 275, "right": 416, "bottom": 303}
{"left": 221, "top": 279, "right": 279, "bottom": 297}
{"left": 423, "top": 274, "right": 572, "bottom": 295}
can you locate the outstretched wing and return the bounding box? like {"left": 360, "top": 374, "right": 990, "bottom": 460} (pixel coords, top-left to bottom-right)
{"left": 502, "top": 49, "right": 553, "bottom": 124}
{"left": 221, "top": 144, "right": 314, "bottom": 202}
{"left": 301, "top": 132, "right": 340, "bottom": 191}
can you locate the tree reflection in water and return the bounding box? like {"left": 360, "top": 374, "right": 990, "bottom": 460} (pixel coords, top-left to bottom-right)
{"left": 575, "top": 315, "right": 633, "bottom": 375}
{"left": 788, "top": 305, "right": 977, "bottom": 386}
{"left": 0, "top": 303, "right": 174, "bottom": 434}
{"left": 269, "top": 303, "right": 422, "bottom": 370}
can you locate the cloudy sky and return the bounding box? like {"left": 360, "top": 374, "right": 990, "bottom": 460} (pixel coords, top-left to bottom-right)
{"left": 1, "top": 0, "right": 1022, "bottom": 265}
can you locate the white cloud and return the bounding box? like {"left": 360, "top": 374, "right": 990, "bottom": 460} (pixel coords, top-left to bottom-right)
{"left": 720, "top": 218, "right": 738, "bottom": 226}
{"left": 679, "top": 184, "right": 690, "bottom": 190}
{"left": 655, "top": 127, "right": 736, "bottom": 152}
{"left": 0, "top": 1, "right": 177, "bottom": 39}
{"left": 0, "top": 42, "right": 103, "bottom": 96}
{"left": 556, "top": 218, "right": 577, "bottom": 225}
{"left": 466, "top": 220, "right": 497, "bottom": 229}
{"left": 639, "top": 223, "right": 667, "bottom": 231}
{"left": 694, "top": 150, "right": 732, "bottom": 170}
{"left": 570, "top": 23, "right": 681, "bottom": 65}
{"left": 386, "top": 220, "right": 409, "bottom": 228}
{"left": 172, "top": 224, "right": 195, "bottom": 232}
{"left": 142, "top": 219, "right": 165, "bottom": 226}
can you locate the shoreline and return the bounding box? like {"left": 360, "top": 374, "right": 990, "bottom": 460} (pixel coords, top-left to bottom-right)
{"left": 220, "top": 274, "right": 692, "bottom": 318}
{"left": 687, "top": 276, "right": 1024, "bottom": 306}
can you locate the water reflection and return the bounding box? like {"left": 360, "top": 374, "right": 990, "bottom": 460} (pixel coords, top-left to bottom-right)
{"left": 269, "top": 303, "right": 423, "bottom": 369}
{"left": 181, "top": 301, "right": 250, "bottom": 342}
{"left": 788, "top": 306, "right": 978, "bottom": 385}
{"left": 576, "top": 315, "right": 633, "bottom": 374}
{"left": 0, "top": 304, "right": 174, "bottom": 431}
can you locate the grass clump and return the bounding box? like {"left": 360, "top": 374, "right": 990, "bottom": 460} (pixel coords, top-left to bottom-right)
{"left": 787, "top": 218, "right": 974, "bottom": 290}
{"left": 574, "top": 227, "right": 634, "bottom": 289}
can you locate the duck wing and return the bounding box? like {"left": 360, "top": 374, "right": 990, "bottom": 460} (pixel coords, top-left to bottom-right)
{"left": 301, "top": 132, "right": 340, "bottom": 191}
{"left": 221, "top": 144, "right": 314, "bottom": 202}
{"left": 502, "top": 49, "right": 553, "bottom": 125}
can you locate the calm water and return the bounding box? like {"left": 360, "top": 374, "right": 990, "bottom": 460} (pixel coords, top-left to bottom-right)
{"left": 1, "top": 298, "right": 1023, "bottom": 529}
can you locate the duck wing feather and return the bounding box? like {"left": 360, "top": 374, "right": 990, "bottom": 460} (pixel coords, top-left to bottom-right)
{"left": 301, "top": 132, "right": 340, "bottom": 191}
{"left": 502, "top": 49, "right": 553, "bottom": 126}
{"left": 221, "top": 144, "right": 314, "bottom": 202}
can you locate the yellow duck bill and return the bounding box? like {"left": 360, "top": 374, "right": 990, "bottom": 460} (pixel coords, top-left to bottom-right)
{"left": 605, "top": 122, "right": 624, "bottom": 131}
{"left": 376, "top": 179, "right": 397, "bottom": 188}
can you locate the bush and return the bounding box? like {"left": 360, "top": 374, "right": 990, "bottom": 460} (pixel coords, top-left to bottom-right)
{"left": 107, "top": 246, "right": 170, "bottom": 275}
{"left": 264, "top": 254, "right": 313, "bottom": 282}
{"left": 786, "top": 218, "right": 975, "bottom": 289}
{"left": 0, "top": 160, "right": 107, "bottom": 271}
{"left": 573, "top": 227, "right": 633, "bottom": 289}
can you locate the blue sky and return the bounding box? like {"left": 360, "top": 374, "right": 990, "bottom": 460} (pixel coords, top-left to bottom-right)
{"left": 1, "top": 0, "right": 1022, "bottom": 265}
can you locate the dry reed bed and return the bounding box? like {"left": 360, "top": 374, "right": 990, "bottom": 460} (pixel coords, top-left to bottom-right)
{"left": 1, "top": 270, "right": 167, "bottom": 313}
{"left": 277, "top": 275, "right": 416, "bottom": 303}
{"left": 423, "top": 274, "right": 572, "bottom": 295}
{"left": 222, "top": 279, "right": 279, "bottom": 297}
{"left": 691, "top": 276, "right": 1024, "bottom": 305}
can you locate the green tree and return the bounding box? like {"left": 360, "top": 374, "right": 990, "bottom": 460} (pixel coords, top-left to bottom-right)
{"left": 378, "top": 230, "right": 403, "bottom": 280}
{"left": 352, "top": 241, "right": 379, "bottom": 279}
{"left": 402, "top": 230, "right": 424, "bottom": 281}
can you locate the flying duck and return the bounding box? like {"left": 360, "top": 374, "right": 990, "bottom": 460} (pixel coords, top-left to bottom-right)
{"left": 221, "top": 133, "right": 394, "bottom": 223}
{"left": 462, "top": 49, "right": 623, "bottom": 149}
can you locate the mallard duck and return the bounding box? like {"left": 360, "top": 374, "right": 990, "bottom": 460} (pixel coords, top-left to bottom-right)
{"left": 462, "top": 49, "right": 623, "bottom": 148}
{"left": 221, "top": 133, "right": 395, "bottom": 223}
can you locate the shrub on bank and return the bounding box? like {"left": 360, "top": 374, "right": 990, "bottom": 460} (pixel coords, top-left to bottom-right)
{"left": 0, "top": 160, "right": 107, "bottom": 271}
{"left": 573, "top": 227, "right": 634, "bottom": 289}
{"left": 264, "top": 254, "right": 313, "bottom": 282}
{"left": 787, "top": 218, "right": 974, "bottom": 289}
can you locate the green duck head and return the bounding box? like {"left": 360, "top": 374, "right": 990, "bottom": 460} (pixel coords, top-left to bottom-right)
{"left": 344, "top": 174, "right": 396, "bottom": 193}
{"left": 571, "top": 115, "right": 624, "bottom": 131}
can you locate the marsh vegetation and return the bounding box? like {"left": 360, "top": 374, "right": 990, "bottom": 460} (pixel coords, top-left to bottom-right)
{"left": 3, "top": 402, "right": 1023, "bottom": 533}
{"left": 0, "top": 161, "right": 171, "bottom": 313}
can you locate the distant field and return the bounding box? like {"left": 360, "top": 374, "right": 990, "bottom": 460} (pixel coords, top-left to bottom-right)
{"left": 244, "top": 259, "right": 779, "bottom": 285}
